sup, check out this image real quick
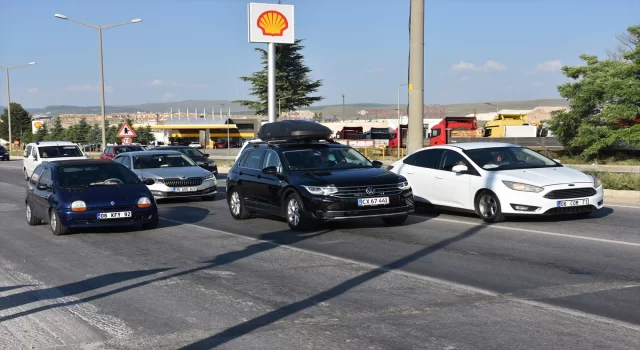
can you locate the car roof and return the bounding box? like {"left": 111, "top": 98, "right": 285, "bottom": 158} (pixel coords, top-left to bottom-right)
{"left": 46, "top": 159, "right": 113, "bottom": 167}
{"left": 112, "top": 144, "right": 144, "bottom": 148}
{"left": 117, "top": 150, "right": 183, "bottom": 156}
{"left": 29, "top": 141, "right": 78, "bottom": 147}
{"left": 433, "top": 142, "right": 519, "bottom": 150}
{"left": 154, "top": 146, "right": 189, "bottom": 149}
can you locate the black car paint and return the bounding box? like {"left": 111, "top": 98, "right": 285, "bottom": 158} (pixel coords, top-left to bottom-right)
{"left": 153, "top": 146, "right": 218, "bottom": 175}
{"left": 226, "top": 143, "right": 414, "bottom": 221}
{"left": 0, "top": 146, "right": 9, "bottom": 161}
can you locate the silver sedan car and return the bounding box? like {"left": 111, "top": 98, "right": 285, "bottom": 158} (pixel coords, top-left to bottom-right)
{"left": 113, "top": 150, "right": 217, "bottom": 201}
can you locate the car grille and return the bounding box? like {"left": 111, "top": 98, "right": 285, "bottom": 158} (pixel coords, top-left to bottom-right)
{"left": 163, "top": 177, "right": 203, "bottom": 187}
{"left": 543, "top": 205, "right": 597, "bottom": 215}
{"left": 333, "top": 184, "right": 402, "bottom": 198}
{"left": 543, "top": 188, "right": 597, "bottom": 199}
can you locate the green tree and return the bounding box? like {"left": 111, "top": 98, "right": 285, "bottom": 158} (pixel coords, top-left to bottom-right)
{"left": 312, "top": 112, "right": 323, "bottom": 122}
{"left": 34, "top": 124, "right": 49, "bottom": 142}
{"left": 88, "top": 123, "right": 101, "bottom": 145}
{"left": 548, "top": 25, "right": 640, "bottom": 157}
{"left": 0, "top": 102, "right": 32, "bottom": 143}
{"left": 234, "top": 39, "right": 324, "bottom": 116}
{"left": 48, "top": 117, "right": 65, "bottom": 141}
{"left": 133, "top": 125, "right": 155, "bottom": 145}
{"left": 74, "top": 118, "right": 90, "bottom": 145}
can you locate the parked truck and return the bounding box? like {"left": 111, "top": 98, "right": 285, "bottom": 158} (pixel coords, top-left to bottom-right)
{"left": 367, "top": 127, "right": 391, "bottom": 140}
{"left": 483, "top": 113, "right": 528, "bottom": 137}
{"left": 388, "top": 125, "right": 408, "bottom": 148}
{"left": 428, "top": 116, "right": 479, "bottom": 146}
{"left": 335, "top": 126, "right": 365, "bottom": 139}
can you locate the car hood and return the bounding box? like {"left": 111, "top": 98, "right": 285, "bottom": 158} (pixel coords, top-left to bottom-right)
{"left": 60, "top": 184, "right": 152, "bottom": 208}
{"left": 42, "top": 156, "right": 88, "bottom": 162}
{"left": 292, "top": 167, "right": 404, "bottom": 186}
{"left": 139, "top": 166, "right": 209, "bottom": 179}
{"left": 494, "top": 166, "right": 593, "bottom": 187}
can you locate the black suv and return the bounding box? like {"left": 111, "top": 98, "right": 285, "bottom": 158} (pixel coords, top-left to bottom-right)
{"left": 0, "top": 146, "right": 9, "bottom": 161}
{"left": 226, "top": 120, "right": 415, "bottom": 230}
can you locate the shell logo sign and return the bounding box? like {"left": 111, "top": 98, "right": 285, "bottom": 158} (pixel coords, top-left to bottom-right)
{"left": 248, "top": 3, "right": 294, "bottom": 44}
{"left": 32, "top": 120, "right": 44, "bottom": 133}
{"left": 33, "top": 121, "right": 43, "bottom": 129}
{"left": 257, "top": 10, "right": 289, "bottom": 37}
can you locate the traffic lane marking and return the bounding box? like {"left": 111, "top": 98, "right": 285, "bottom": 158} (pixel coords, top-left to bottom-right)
{"left": 160, "top": 217, "right": 640, "bottom": 333}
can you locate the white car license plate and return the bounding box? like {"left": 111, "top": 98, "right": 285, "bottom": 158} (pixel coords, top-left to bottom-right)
{"left": 358, "top": 197, "right": 389, "bottom": 206}
{"left": 97, "top": 211, "right": 132, "bottom": 219}
{"left": 173, "top": 187, "right": 198, "bottom": 192}
{"left": 557, "top": 199, "right": 588, "bottom": 207}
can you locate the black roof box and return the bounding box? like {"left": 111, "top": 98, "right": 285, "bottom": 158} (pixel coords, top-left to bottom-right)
{"left": 257, "top": 120, "right": 333, "bottom": 141}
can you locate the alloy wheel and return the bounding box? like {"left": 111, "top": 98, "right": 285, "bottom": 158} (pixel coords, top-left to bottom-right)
{"left": 479, "top": 194, "right": 497, "bottom": 219}
{"left": 287, "top": 198, "right": 300, "bottom": 227}
{"left": 230, "top": 192, "right": 241, "bottom": 216}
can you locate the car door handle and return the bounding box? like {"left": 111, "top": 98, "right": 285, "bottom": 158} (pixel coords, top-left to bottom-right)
{"left": 407, "top": 171, "right": 414, "bottom": 174}
{"left": 238, "top": 171, "right": 244, "bottom": 175}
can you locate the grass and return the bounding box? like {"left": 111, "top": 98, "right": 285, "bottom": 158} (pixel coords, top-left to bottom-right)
{"left": 584, "top": 171, "right": 640, "bottom": 191}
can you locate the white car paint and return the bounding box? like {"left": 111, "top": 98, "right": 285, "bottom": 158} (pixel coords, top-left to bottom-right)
{"left": 388, "top": 142, "right": 604, "bottom": 221}
{"left": 23, "top": 141, "right": 87, "bottom": 179}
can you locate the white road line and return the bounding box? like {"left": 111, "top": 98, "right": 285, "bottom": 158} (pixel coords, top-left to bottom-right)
{"left": 160, "top": 217, "right": 640, "bottom": 332}
{"left": 423, "top": 217, "right": 640, "bottom": 247}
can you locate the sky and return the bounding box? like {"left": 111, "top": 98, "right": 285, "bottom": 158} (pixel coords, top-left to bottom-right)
{"left": 1, "top": 0, "right": 639, "bottom": 108}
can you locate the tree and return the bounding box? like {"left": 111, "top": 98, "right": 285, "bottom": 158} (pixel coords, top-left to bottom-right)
{"left": 48, "top": 117, "right": 65, "bottom": 141}
{"left": 34, "top": 124, "right": 49, "bottom": 142}
{"left": 88, "top": 123, "right": 101, "bottom": 145}
{"left": 134, "top": 125, "right": 155, "bottom": 145}
{"left": 73, "top": 118, "right": 90, "bottom": 145}
{"left": 607, "top": 30, "right": 639, "bottom": 61}
{"left": 548, "top": 25, "right": 640, "bottom": 157}
{"left": 312, "top": 112, "right": 323, "bottom": 122}
{"left": 234, "top": 39, "right": 324, "bottom": 116}
{"left": 64, "top": 125, "right": 78, "bottom": 143}
{"left": 0, "top": 102, "right": 32, "bottom": 143}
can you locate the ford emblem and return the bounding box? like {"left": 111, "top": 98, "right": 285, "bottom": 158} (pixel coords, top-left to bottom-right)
{"left": 365, "top": 187, "right": 376, "bottom": 195}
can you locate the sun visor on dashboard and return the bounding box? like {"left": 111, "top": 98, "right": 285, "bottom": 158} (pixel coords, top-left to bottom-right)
{"left": 257, "top": 120, "right": 333, "bottom": 141}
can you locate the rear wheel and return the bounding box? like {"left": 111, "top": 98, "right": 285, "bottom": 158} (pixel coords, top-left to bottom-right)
{"left": 285, "top": 192, "right": 317, "bottom": 231}
{"left": 49, "top": 209, "right": 69, "bottom": 236}
{"left": 26, "top": 202, "right": 41, "bottom": 226}
{"left": 382, "top": 214, "right": 409, "bottom": 226}
{"left": 24, "top": 169, "right": 29, "bottom": 181}
{"left": 475, "top": 191, "right": 505, "bottom": 223}
{"left": 228, "top": 190, "right": 251, "bottom": 219}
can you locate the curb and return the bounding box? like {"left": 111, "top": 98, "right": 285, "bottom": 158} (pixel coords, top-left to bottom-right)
{"left": 604, "top": 189, "right": 640, "bottom": 204}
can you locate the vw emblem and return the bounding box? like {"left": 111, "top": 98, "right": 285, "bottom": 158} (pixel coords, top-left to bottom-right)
{"left": 110, "top": 201, "right": 115, "bottom": 205}
{"left": 365, "top": 187, "right": 376, "bottom": 195}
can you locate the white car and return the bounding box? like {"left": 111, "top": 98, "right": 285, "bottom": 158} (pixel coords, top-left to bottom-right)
{"left": 23, "top": 141, "right": 87, "bottom": 180}
{"left": 387, "top": 142, "right": 604, "bottom": 222}
{"left": 189, "top": 142, "right": 202, "bottom": 149}
{"left": 235, "top": 138, "right": 262, "bottom": 164}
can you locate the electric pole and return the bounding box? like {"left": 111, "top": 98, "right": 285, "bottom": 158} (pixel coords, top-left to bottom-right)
{"left": 342, "top": 94, "right": 345, "bottom": 121}
{"left": 407, "top": 0, "right": 424, "bottom": 153}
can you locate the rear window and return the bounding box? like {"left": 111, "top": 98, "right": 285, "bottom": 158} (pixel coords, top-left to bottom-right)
{"left": 57, "top": 163, "right": 140, "bottom": 187}
{"left": 38, "top": 145, "right": 83, "bottom": 158}
{"left": 114, "top": 146, "right": 144, "bottom": 154}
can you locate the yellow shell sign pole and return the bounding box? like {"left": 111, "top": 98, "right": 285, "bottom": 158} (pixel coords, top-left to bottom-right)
{"left": 248, "top": 3, "right": 295, "bottom": 124}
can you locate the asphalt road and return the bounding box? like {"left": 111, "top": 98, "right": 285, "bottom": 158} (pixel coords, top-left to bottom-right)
{"left": 1, "top": 159, "right": 639, "bottom": 349}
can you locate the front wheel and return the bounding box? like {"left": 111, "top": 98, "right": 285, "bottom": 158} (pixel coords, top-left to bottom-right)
{"left": 228, "top": 190, "right": 251, "bottom": 219}
{"left": 382, "top": 214, "right": 409, "bottom": 226}
{"left": 285, "top": 193, "right": 317, "bottom": 231}
{"left": 49, "top": 209, "right": 69, "bottom": 236}
{"left": 475, "top": 191, "right": 505, "bottom": 223}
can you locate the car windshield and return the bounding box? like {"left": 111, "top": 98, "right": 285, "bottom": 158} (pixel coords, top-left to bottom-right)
{"left": 175, "top": 147, "right": 205, "bottom": 157}
{"left": 464, "top": 146, "right": 559, "bottom": 171}
{"left": 115, "top": 146, "right": 144, "bottom": 154}
{"left": 38, "top": 145, "right": 84, "bottom": 158}
{"left": 283, "top": 147, "right": 373, "bottom": 171}
{"left": 132, "top": 153, "right": 196, "bottom": 169}
{"left": 57, "top": 163, "right": 141, "bottom": 187}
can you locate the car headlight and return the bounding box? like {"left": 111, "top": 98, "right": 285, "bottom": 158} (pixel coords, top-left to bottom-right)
{"left": 203, "top": 174, "right": 215, "bottom": 180}
{"left": 591, "top": 175, "right": 602, "bottom": 188}
{"left": 398, "top": 181, "right": 411, "bottom": 190}
{"left": 302, "top": 185, "right": 338, "bottom": 196}
{"left": 502, "top": 181, "right": 543, "bottom": 193}
{"left": 138, "top": 197, "right": 152, "bottom": 208}
{"left": 71, "top": 200, "right": 87, "bottom": 212}
{"left": 208, "top": 160, "right": 216, "bottom": 166}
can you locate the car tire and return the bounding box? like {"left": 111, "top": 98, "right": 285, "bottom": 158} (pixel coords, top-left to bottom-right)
{"left": 26, "top": 202, "right": 41, "bottom": 226}
{"left": 49, "top": 209, "right": 69, "bottom": 236}
{"left": 142, "top": 216, "right": 159, "bottom": 230}
{"left": 475, "top": 191, "right": 505, "bottom": 223}
{"left": 382, "top": 214, "right": 409, "bottom": 226}
{"left": 284, "top": 192, "right": 317, "bottom": 231}
{"left": 228, "top": 189, "right": 251, "bottom": 220}
{"left": 24, "top": 169, "right": 29, "bottom": 181}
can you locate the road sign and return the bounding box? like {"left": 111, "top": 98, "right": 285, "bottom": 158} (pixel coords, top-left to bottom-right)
{"left": 116, "top": 122, "right": 137, "bottom": 138}
{"left": 248, "top": 3, "right": 295, "bottom": 44}
{"left": 122, "top": 137, "right": 132, "bottom": 145}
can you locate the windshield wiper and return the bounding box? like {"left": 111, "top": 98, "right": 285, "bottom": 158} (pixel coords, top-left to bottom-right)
{"left": 88, "top": 181, "right": 120, "bottom": 186}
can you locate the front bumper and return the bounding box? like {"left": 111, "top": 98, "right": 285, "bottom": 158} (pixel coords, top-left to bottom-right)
{"left": 302, "top": 190, "right": 415, "bottom": 220}
{"left": 57, "top": 207, "right": 158, "bottom": 228}
{"left": 147, "top": 180, "right": 218, "bottom": 199}
{"left": 499, "top": 184, "right": 604, "bottom": 216}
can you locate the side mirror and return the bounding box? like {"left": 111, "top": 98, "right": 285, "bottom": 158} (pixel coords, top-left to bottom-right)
{"left": 262, "top": 166, "right": 278, "bottom": 175}
{"left": 452, "top": 164, "right": 468, "bottom": 173}
{"left": 142, "top": 178, "right": 155, "bottom": 185}
{"left": 553, "top": 159, "right": 561, "bottom": 164}
{"left": 372, "top": 160, "right": 383, "bottom": 168}
{"left": 36, "top": 183, "right": 51, "bottom": 191}
{"left": 204, "top": 153, "right": 210, "bottom": 158}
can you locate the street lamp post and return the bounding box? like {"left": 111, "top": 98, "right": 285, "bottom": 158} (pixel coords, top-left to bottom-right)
{"left": 485, "top": 102, "right": 499, "bottom": 113}
{"left": 54, "top": 14, "right": 142, "bottom": 151}
{"left": 0, "top": 62, "right": 36, "bottom": 149}
{"left": 397, "top": 83, "right": 408, "bottom": 157}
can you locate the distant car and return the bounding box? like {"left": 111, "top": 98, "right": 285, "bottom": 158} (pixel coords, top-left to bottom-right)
{"left": 113, "top": 150, "right": 217, "bottom": 201}
{"left": 215, "top": 140, "right": 240, "bottom": 148}
{"left": 100, "top": 145, "right": 146, "bottom": 161}
{"left": 152, "top": 146, "right": 218, "bottom": 176}
{"left": 25, "top": 159, "right": 159, "bottom": 235}
{"left": 189, "top": 142, "right": 203, "bottom": 149}
{"left": 0, "top": 146, "right": 9, "bottom": 161}
{"left": 23, "top": 141, "right": 87, "bottom": 180}
{"left": 387, "top": 143, "right": 604, "bottom": 223}
{"left": 235, "top": 139, "right": 262, "bottom": 164}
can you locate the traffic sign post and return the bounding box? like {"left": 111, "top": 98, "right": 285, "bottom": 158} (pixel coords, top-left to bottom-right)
{"left": 116, "top": 122, "right": 136, "bottom": 145}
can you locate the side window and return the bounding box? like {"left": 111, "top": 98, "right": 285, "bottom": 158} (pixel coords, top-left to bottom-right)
{"left": 403, "top": 152, "right": 420, "bottom": 165}
{"left": 243, "top": 149, "right": 266, "bottom": 169}
{"left": 120, "top": 156, "right": 131, "bottom": 168}
{"left": 29, "top": 165, "right": 45, "bottom": 185}
{"left": 263, "top": 150, "right": 282, "bottom": 172}
{"left": 31, "top": 147, "right": 38, "bottom": 158}
{"left": 430, "top": 128, "right": 441, "bottom": 138}
{"left": 24, "top": 145, "right": 32, "bottom": 158}
{"left": 439, "top": 150, "right": 471, "bottom": 172}
{"left": 39, "top": 167, "right": 53, "bottom": 186}
{"left": 413, "top": 149, "right": 444, "bottom": 169}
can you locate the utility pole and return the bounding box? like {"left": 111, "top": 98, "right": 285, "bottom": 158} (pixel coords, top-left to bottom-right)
{"left": 342, "top": 94, "right": 345, "bottom": 121}
{"left": 407, "top": 0, "right": 424, "bottom": 154}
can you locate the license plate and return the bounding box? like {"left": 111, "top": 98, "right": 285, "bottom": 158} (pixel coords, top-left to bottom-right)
{"left": 173, "top": 187, "right": 198, "bottom": 192}
{"left": 358, "top": 197, "right": 389, "bottom": 206}
{"left": 557, "top": 199, "right": 588, "bottom": 207}
{"left": 97, "top": 211, "right": 132, "bottom": 219}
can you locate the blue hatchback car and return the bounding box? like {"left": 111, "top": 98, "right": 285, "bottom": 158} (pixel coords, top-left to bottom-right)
{"left": 25, "top": 159, "right": 159, "bottom": 235}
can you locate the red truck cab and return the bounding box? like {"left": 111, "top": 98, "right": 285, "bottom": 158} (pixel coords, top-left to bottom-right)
{"left": 389, "top": 125, "right": 408, "bottom": 148}
{"left": 428, "top": 116, "right": 478, "bottom": 146}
